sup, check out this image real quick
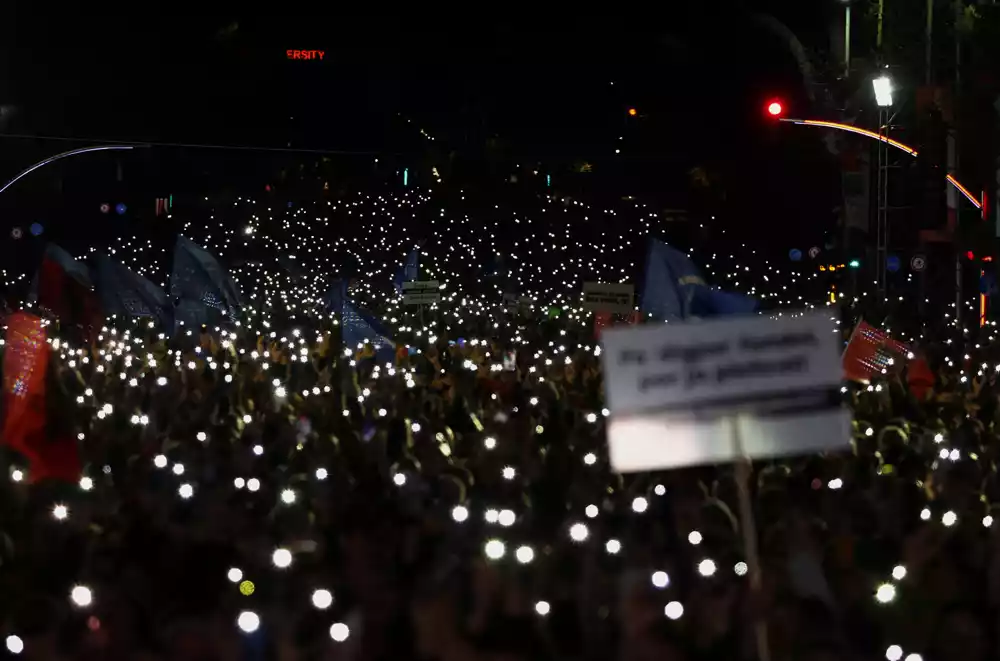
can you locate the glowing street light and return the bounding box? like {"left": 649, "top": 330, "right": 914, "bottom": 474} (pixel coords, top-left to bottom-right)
{"left": 873, "top": 76, "right": 893, "bottom": 107}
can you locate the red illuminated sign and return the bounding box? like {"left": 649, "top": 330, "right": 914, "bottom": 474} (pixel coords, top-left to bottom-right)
{"left": 287, "top": 50, "right": 325, "bottom": 60}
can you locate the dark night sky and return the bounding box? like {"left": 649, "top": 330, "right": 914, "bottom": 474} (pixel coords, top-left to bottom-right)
{"left": 0, "top": 7, "right": 844, "bottom": 248}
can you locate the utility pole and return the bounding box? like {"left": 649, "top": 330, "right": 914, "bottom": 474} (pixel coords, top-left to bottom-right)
{"left": 950, "top": 0, "right": 962, "bottom": 327}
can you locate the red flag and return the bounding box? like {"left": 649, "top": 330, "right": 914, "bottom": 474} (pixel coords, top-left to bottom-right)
{"left": 38, "top": 257, "right": 101, "bottom": 341}
{"left": 1, "top": 312, "right": 80, "bottom": 482}
{"left": 842, "top": 321, "right": 910, "bottom": 383}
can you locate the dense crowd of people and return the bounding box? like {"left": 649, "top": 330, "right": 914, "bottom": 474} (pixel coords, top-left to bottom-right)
{"left": 0, "top": 186, "right": 992, "bottom": 661}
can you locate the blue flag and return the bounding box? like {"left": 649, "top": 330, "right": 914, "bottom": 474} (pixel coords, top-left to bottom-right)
{"left": 342, "top": 299, "right": 395, "bottom": 364}
{"left": 692, "top": 288, "right": 758, "bottom": 317}
{"left": 393, "top": 248, "right": 419, "bottom": 294}
{"left": 170, "top": 236, "right": 241, "bottom": 320}
{"left": 640, "top": 239, "right": 756, "bottom": 319}
{"left": 640, "top": 239, "right": 706, "bottom": 319}
{"left": 323, "top": 279, "right": 348, "bottom": 313}
{"left": 94, "top": 255, "right": 170, "bottom": 325}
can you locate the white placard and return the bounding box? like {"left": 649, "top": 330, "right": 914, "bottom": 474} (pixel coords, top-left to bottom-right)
{"left": 403, "top": 281, "right": 440, "bottom": 305}
{"left": 582, "top": 282, "right": 634, "bottom": 314}
{"left": 600, "top": 311, "right": 849, "bottom": 472}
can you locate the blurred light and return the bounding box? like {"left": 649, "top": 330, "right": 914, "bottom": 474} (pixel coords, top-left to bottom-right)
{"left": 330, "top": 622, "right": 350, "bottom": 642}
{"left": 767, "top": 100, "right": 783, "bottom": 116}
{"left": 272, "top": 548, "right": 293, "bottom": 568}
{"left": 605, "top": 539, "right": 622, "bottom": 554}
{"left": 5, "top": 635, "right": 23, "bottom": 655}
{"left": 651, "top": 571, "right": 669, "bottom": 589}
{"left": 892, "top": 565, "right": 907, "bottom": 580}
{"left": 875, "top": 583, "right": 896, "bottom": 603}
{"left": 697, "top": 559, "right": 717, "bottom": 577}
{"left": 237, "top": 611, "right": 260, "bottom": 634}
{"left": 627, "top": 108, "right": 637, "bottom": 116}
{"left": 569, "top": 522, "right": 589, "bottom": 542}
{"left": 734, "top": 561, "right": 748, "bottom": 576}
{"left": 664, "top": 601, "right": 684, "bottom": 620}
{"left": 227, "top": 567, "right": 243, "bottom": 583}
{"left": 71, "top": 585, "right": 93, "bottom": 608}
{"left": 452, "top": 505, "right": 469, "bottom": 522}
{"left": 484, "top": 539, "right": 506, "bottom": 560}
{"left": 687, "top": 531, "right": 702, "bottom": 545}
{"left": 516, "top": 545, "right": 535, "bottom": 564}
{"left": 280, "top": 489, "right": 296, "bottom": 504}
{"left": 535, "top": 600, "right": 551, "bottom": 615}
{"left": 311, "top": 589, "right": 333, "bottom": 610}
{"left": 178, "top": 483, "right": 194, "bottom": 499}
{"left": 885, "top": 645, "right": 903, "bottom": 661}
{"left": 631, "top": 497, "right": 648, "bottom": 513}
{"left": 52, "top": 504, "right": 69, "bottom": 520}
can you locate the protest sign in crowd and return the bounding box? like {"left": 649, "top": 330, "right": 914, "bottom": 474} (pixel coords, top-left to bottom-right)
{"left": 0, "top": 186, "right": 989, "bottom": 661}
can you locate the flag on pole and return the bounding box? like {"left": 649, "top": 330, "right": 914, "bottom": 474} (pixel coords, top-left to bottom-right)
{"left": 394, "top": 248, "right": 420, "bottom": 294}
{"left": 842, "top": 321, "right": 910, "bottom": 383}
{"left": 170, "top": 236, "right": 241, "bottom": 320}
{"left": 95, "top": 255, "right": 171, "bottom": 325}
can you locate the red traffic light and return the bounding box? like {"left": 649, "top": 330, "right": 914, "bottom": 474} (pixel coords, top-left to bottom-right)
{"left": 766, "top": 101, "right": 783, "bottom": 117}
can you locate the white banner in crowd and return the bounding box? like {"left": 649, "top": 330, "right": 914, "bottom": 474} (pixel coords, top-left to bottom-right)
{"left": 582, "top": 282, "right": 634, "bottom": 314}
{"left": 403, "top": 280, "right": 441, "bottom": 305}
{"left": 600, "top": 311, "right": 849, "bottom": 472}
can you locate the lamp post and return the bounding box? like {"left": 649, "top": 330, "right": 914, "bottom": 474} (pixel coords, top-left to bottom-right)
{"left": 842, "top": 0, "right": 852, "bottom": 78}
{"left": 873, "top": 75, "right": 893, "bottom": 297}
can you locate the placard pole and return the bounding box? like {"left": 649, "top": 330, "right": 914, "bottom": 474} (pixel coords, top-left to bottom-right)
{"left": 732, "top": 416, "right": 771, "bottom": 661}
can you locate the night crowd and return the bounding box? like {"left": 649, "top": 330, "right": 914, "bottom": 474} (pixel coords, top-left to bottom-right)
{"left": 0, "top": 186, "right": 992, "bottom": 661}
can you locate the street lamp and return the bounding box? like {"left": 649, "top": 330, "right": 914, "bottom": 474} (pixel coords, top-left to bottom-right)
{"left": 873, "top": 73, "right": 893, "bottom": 296}
{"left": 872, "top": 75, "right": 893, "bottom": 107}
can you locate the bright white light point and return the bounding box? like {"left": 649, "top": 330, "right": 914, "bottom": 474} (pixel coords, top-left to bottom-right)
{"left": 272, "top": 548, "right": 293, "bottom": 568}
{"left": 172, "top": 463, "right": 185, "bottom": 475}
{"left": 687, "top": 531, "right": 703, "bottom": 545}
{"left": 485, "top": 509, "right": 499, "bottom": 523}
{"left": 891, "top": 565, "right": 907, "bottom": 580}
{"left": 984, "top": 515, "right": 994, "bottom": 528}
{"left": 52, "top": 504, "right": 69, "bottom": 521}
{"left": 178, "top": 483, "right": 194, "bottom": 499}
{"left": 315, "top": 468, "right": 328, "bottom": 480}
{"left": 885, "top": 644, "right": 903, "bottom": 661}
{"left": 654, "top": 484, "right": 666, "bottom": 496}
{"left": 411, "top": 422, "right": 421, "bottom": 432}
{"left": 70, "top": 585, "right": 93, "bottom": 607}
{"left": 942, "top": 510, "right": 957, "bottom": 527}
{"left": 631, "top": 497, "right": 648, "bottom": 513}
{"left": 585, "top": 504, "right": 599, "bottom": 518}
{"left": 605, "top": 539, "right": 621, "bottom": 554}
{"left": 253, "top": 445, "right": 264, "bottom": 456}
{"left": 697, "top": 559, "right": 717, "bottom": 577}
{"left": 920, "top": 508, "right": 931, "bottom": 521}
{"left": 311, "top": 589, "right": 333, "bottom": 610}
{"left": 243, "top": 414, "right": 252, "bottom": 424}
{"left": 651, "top": 571, "right": 670, "bottom": 588}
{"left": 247, "top": 478, "right": 260, "bottom": 492}
{"left": 904, "top": 655, "right": 923, "bottom": 661}
{"left": 452, "top": 505, "right": 469, "bottom": 522}
{"left": 281, "top": 489, "right": 296, "bottom": 504}
{"left": 393, "top": 472, "right": 407, "bottom": 486}
{"left": 227, "top": 567, "right": 243, "bottom": 583}
{"left": 828, "top": 478, "right": 843, "bottom": 490}
{"left": 583, "top": 452, "right": 597, "bottom": 465}
{"left": 516, "top": 545, "right": 534, "bottom": 564}
{"left": 734, "top": 561, "right": 748, "bottom": 576}
{"left": 875, "top": 583, "right": 896, "bottom": 603}
{"left": 535, "top": 601, "right": 551, "bottom": 616}
{"left": 237, "top": 611, "right": 260, "bottom": 634}
{"left": 484, "top": 539, "right": 506, "bottom": 560}
{"left": 274, "top": 386, "right": 286, "bottom": 398}
{"left": 934, "top": 433, "right": 944, "bottom": 443}
{"left": 5, "top": 635, "right": 23, "bottom": 654}
{"left": 153, "top": 454, "right": 167, "bottom": 468}
{"left": 585, "top": 412, "right": 597, "bottom": 423}
{"left": 330, "top": 622, "right": 350, "bottom": 642}
{"left": 502, "top": 466, "right": 516, "bottom": 480}
{"left": 80, "top": 476, "right": 93, "bottom": 491}
{"left": 498, "top": 509, "right": 516, "bottom": 527}
{"left": 569, "top": 523, "right": 589, "bottom": 542}
{"left": 484, "top": 437, "right": 497, "bottom": 449}
{"left": 865, "top": 427, "right": 874, "bottom": 437}
{"left": 196, "top": 431, "right": 207, "bottom": 442}
{"left": 664, "top": 601, "right": 684, "bottom": 620}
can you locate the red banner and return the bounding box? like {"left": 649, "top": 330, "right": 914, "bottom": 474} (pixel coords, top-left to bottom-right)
{"left": 842, "top": 321, "right": 910, "bottom": 383}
